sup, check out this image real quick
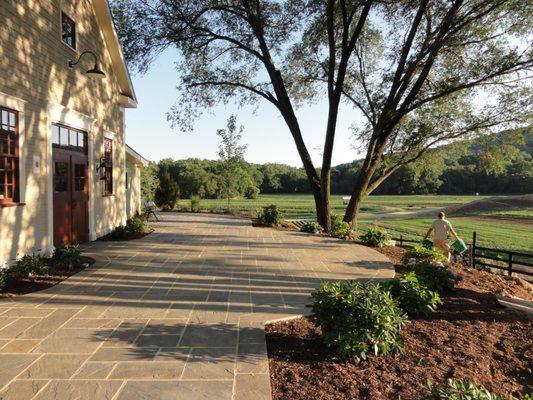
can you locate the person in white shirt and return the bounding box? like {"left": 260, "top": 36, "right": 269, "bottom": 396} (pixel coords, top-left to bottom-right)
{"left": 424, "top": 212, "right": 460, "bottom": 262}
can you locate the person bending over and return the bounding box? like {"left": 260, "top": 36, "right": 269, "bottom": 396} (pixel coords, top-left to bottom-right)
{"left": 424, "top": 211, "right": 460, "bottom": 262}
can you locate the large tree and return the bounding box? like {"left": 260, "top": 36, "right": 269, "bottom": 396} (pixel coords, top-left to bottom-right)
{"left": 112, "top": 0, "right": 532, "bottom": 230}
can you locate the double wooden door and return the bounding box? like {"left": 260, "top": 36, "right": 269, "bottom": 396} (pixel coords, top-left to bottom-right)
{"left": 53, "top": 149, "right": 89, "bottom": 246}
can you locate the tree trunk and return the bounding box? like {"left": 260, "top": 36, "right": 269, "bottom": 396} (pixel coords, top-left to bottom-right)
{"left": 343, "top": 144, "right": 381, "bottom": 226}
{"left": 319, "top": 175, "right": 331, "bottom": 233}
{"left": 313, "top": 191, "right": 328, "bottom": 232}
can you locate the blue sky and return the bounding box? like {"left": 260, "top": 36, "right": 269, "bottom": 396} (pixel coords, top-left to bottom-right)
{"left": 124, "top": 50, "right": 365, "bottom": 167}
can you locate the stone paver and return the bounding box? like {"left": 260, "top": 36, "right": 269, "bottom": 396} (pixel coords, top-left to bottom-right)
{"left": 0, "top": 213, "right": 393, "bottom": 399}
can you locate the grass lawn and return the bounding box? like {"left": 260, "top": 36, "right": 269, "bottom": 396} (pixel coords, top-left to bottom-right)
{"left": 479, "top": 207, "right": 533, "bottom": 219}
{"left": 176, "top": 194, "right": 531, "bottom": 252}
{"left": 359, "top": 217, "right": 532, "bottom": 252}
{"left": 176, "top": 194, "right": 485, "bottom": 219}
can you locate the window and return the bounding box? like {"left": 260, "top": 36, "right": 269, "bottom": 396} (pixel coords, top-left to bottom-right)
{"left": 0, "top": 107, "right": 19, "bottom": 204}
{"left": 52, "top": 124, "right": 87, "bottom": 153}
{"left": 125, "top": 171, "right": 129, "bottom": 190}
{"left": 103, "top": 138, "right": 113, "bottom": 195}
{"left": 54, "top": 162, "right": 68, "bottom": 192}
{"left": 74, "top": 164, "right": 86, "bottom": 192}
{"left": 61, "top": 12, "right": 76, "bottom": 49}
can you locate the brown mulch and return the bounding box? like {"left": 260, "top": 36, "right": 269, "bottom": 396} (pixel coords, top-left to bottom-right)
{"left": 97, "top": 228, "right": 154, "bottom": 241}
{"left": 266, "top": 246, "right": 533, "bottom": 400}
{"left": 0, "top": 256, "right": 95, "bottom": 298}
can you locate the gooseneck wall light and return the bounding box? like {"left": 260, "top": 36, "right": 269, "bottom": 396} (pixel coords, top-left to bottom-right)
{"left": 68, "top": 51, "right": 106, "bottom": 79}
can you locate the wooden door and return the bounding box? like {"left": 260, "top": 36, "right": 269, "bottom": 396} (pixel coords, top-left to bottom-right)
{"left": 71, "top": 153, "right": 89, "bottom": 243}
{"left": 53, "top": 150, "right": 72, "bottom": 246}
{"left": 53, "top": 149, "right": 89, "bottom": 246}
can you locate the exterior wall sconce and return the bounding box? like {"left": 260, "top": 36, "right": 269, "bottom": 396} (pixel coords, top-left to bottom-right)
{"left": 96, "top": 157, "right": 107, "bottom": 180}
{"left": 68, "top": 51, "right": 106, "bottom": 79}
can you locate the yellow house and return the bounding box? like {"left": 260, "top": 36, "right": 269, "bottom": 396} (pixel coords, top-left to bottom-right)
{"left": 0, "top": 0, "right": 146, "bottom": 266}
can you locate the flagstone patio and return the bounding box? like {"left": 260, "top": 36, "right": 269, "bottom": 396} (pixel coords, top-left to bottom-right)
{"left": 0, "top": 213, "right": 393, "bottom": 400}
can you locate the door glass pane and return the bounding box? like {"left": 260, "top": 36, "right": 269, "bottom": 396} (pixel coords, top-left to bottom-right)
{"left": 9, "top": 134, "right": 15, "bottom": 154}
{"left": 52, "top": 125, "right": 60, "bottom": 147}
{"left": 54, "top": 161, "right": 68, "bottom": 192}
{"left": 69, "top": 129, "right": 77, "bottom": 149}
{"left": 0, "top": 134, "right": 6, "bottom": 154}
{"left": 74, "top": 163, "right": 85, "bottom": 191}
{"left": 1, "top": 110, "right": 7, "bottom": 124}
{"left": 59, "top": 127, "right": 69, "bottom": 147}
{"left": 8, "top": 112, "right": 15, "bottom": 128}
{"left": 77, "top": 132, "right": 85, "bottom": 152}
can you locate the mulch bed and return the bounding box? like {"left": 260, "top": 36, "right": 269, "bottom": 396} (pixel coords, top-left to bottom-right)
{"left": 0, "top": 255, "right": 95, "bottom": 298}
{"left": 97, "top": 228, "right": 154, "bottom": 241}
{"left": 266, "top": 246, "right": 533, "bottom": 400}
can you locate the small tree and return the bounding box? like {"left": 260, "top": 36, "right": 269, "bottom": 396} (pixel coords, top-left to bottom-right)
{"left": 141, "top": 162, "right": 159, "bottom": 202}
{"left": 154, "top": 166, "right": 180, "bottom": 210}
{"left": 217, "top": 115, "right": 248, "bottom": 210}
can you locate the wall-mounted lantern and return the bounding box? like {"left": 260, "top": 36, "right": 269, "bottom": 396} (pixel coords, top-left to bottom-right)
{"left": 68, "top": 51, "right": 106, "bottom": 79}
{"left": 96, "top": 157, "right": 107, "bottom": 180}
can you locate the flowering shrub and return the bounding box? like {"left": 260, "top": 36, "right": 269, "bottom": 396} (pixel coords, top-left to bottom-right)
{"left": 383, "top": 271, "right": 442, "bottom": 316}
{"left": 330, "top": 214, "right": 351, "bottom": 239}
{"left": 414, "top": 262, "right": 459, "bottom": 293}
{"left": 311, "top": 280, "right": 407, "bottom": 359}
{"left": 360, "top": 227, "right": 392, "bottom": 247}
{"left": 300, "top": 221, "right": 323, "bottom": 234}
{"left": 402, "top": 244, "right": 446, "bottom": 265}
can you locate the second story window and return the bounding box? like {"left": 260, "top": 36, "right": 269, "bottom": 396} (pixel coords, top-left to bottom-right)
{"left": 61, "top": 12, "right": 76, "bottom": 49}
{"left": 103, "top": 138, "right": 113, "bottom": 195}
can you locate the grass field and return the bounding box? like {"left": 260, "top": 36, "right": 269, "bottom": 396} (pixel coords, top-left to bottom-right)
{"left": 358, "top": 217, "right": 531, "bottom": 252}
{"left": 176, "top": 194, "right": 486, "bottom": 219}
{"left": 176, "top": 194, "right": 532, "bottom": 252}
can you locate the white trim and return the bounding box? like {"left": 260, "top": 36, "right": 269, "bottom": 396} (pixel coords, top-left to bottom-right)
{"left": 46, "top": 103, "right": 97, "bottom": 244}
{"left": 103, "top": 130, "right": 116, "bottom": 140}
{"left": 0, "top": 91, "right": 27, "bottom": 204}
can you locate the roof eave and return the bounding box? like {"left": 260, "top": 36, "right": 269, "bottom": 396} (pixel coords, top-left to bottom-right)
{"left": 91, "top": 0, "right": 137, "bottom": 105}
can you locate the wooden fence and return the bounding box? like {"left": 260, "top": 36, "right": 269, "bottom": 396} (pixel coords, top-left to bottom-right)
{"left": 393, "top": 232, "right": 533, "bottom": 280}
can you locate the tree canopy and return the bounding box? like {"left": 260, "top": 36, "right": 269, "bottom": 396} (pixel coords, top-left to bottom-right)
{"left": 113, "top": 0, "right": 532, "bottom": 229}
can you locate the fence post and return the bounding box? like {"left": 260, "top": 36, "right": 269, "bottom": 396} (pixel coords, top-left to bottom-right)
{"left": 399, "top": 235, "right": 403, "bottom": 247}
{"left": 471, "top": 231, "right": 476, "bottom": 268}
{"left": 508, "top": 252, "right": 513, "bottom": 277}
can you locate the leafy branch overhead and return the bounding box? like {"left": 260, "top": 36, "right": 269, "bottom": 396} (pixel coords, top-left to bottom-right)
{"left": 112, "top": 0, "right": 532, "bottom": 229}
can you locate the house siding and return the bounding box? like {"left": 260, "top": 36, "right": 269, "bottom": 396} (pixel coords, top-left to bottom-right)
{"left": 125, "top": 157, "right": 141, "bottom": 219}
{"left": 0, "top": 0, "right": 129, "bottom": 265}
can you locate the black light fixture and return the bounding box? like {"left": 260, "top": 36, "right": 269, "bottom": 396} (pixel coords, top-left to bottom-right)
{"left": 68, "top": 50, "right": 106, "bottom": 79}
{"left": 96, "top": 157, "right": 107, "bottom": 180}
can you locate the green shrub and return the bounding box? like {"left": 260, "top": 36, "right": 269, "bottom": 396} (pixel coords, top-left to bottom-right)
{"left": 426, "top": 379, "right": 524, "bottom": 400}
{"left": 300, "top": 221, "right": 323, "bottom": 234}
{"left": 0, "top": 270, "right": 9, "bottom": 292}
{"left": 257, "top": 205, "right": 283, "bottom": 227}
{"left": 12, "top": 253, "right": 49, "bottom": 278}
{"left": 54, "top": 245, "right": 82, "bottom": 269}
{"left": 402, "top": 244, "right": 446, "bottom": 265}
{"left": 126, "top": 216, "right": 149, "bottom": 235}
{"left": 190, "top": 195, "right": 202, "bottom": 212}
{"left": 414, "top": 262, "right": 459, "bottom": 293}
{"left": 383, "top": 271, "right": 442, "bottom": 316}
{"left": 330, "top": 214, "right": 351, "bottom": 239}
{"left": 360, "top": 227, "right": 392, "bottom": 247}
{"left": 310, "top": 280, "right": 407, "bottom": 359}
{"left": 244, "top": 186, "right": 260, "bottom": 199}
{"left": 109, "top": 224, "right": 127, "bottom": 239}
